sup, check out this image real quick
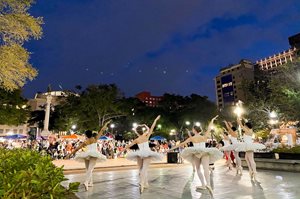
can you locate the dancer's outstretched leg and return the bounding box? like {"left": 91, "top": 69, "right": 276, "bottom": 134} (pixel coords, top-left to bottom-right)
{"left": 194, "top": 157, "right": 206, "bottom": 189}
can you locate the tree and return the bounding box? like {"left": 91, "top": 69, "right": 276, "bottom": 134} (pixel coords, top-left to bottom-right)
{"left": 0, "top": 88, "right": 29, "bottom": 125}
{"left": 61, "top": 84, "right": 125, "bottom": 131}
{"left": 242, "top": 58, "right": 300, "bottom": 130}
{"left": 0, "top": 0, "right": 43, "bottom": 90}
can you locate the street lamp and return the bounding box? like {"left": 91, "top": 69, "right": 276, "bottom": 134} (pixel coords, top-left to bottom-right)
{"left": 132, "top": 123, "right": 138, "bottom": 128}
{"left": 71, "top": 125, "right": 76, "bottom": 130}
{"left": 157, "top": 124, "right": 162, "bottom": 129}
{"left": 110, "top": 123, "right": 115, "bottom": 134}
{"left": 195, "top": 122, "right": 201, "bottom": 127}
{"left": 185, "top": 121, "right": 191, "bottom": 126}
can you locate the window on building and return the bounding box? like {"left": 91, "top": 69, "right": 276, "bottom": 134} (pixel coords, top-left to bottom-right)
{"left": 222, "top": 82, "right": 233, "bottom": 88}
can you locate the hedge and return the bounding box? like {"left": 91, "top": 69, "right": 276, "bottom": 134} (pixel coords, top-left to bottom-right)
{"left": 0, "top": 148, "right": 79, "bottom": 199}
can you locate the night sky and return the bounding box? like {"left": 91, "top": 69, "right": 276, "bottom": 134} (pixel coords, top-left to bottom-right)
{"left": 24, "top": 0, "right": 300, "bottom": 101}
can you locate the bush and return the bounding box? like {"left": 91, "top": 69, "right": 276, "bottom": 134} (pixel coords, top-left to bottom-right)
{"left": 0, "top": 148, "right": 79, "bottom": 199}
{"left": 272, "top": 146, "right": 300, "bottom": 153}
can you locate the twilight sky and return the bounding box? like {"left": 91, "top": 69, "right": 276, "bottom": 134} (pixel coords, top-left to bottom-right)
{"left": 24, "top": 0, "right": 300, "bottom": 101}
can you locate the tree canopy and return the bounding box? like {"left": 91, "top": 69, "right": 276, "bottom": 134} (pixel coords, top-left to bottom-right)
{"left": 0, "top": 0, "right": 43, "bottom": 90}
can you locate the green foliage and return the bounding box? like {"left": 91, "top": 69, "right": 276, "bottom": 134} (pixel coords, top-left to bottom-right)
{"left": 0, "top": 148, "right": 79, "bottom": 198}
{"left": 255, "top": 129, "right": 270, "bottom": 140}
{"left": 0, "top": 0, "right": 43, "bottom": 90}
{"left": 60, "top": 84, "right": 125, "bottom": 131}
{"left": 272, "top": 146, "right": 300, "bottom": 154}
{"left": 241, "top": 57, "right": 300, "bottom": 130}
{"left": 0, "top": 88, "right": 29, "bottom": 125}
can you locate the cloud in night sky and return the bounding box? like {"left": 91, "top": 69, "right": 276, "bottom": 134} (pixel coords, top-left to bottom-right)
{"left": 24, "top": 0, "right": 300, "bottom": 100}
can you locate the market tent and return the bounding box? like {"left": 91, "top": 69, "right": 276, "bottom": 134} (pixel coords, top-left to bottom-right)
{"left": 150, "top": 135, "right": 166, "bottom": 141}
{"left": 5, "top": 134, "right": 27, "bottom": 139}
{"left": 61, "top": 134, "right": 78, "bottom": 139}
{"left": 99, "top": 136, "right": 113, "bottom": 140}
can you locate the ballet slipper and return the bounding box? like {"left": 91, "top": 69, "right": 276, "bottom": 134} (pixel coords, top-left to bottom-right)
{"left": 196, "top": 185, "right": 207, "bottom": 190}
{"left": 252, "top": 172, "right": 257, "bottom": 181}
{"left": 83, "top": 182, "right": 89, "bottom": 191}
{"left": 206, "top": 185, "right": 213, "bottom": 195}
{"left": 139, "top": 184, "right": 144, "bottom": 193}
{"left": 144, "top": 183, "right": 149, "bottom": 189}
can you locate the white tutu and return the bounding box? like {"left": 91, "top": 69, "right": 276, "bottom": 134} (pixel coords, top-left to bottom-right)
{"left": 74, "top": 143, "right": 106, "bottom": 162}
{"left": 220, "top": 145, "right": 235, "bottom": 151}
{"left": 235, "top": 135, "right": 266, "bottom": 152}
{"left": 74, "top": 151, "right": 107, "bottom": 162}
{"left": 235, "top": 142, "right": 266, "bottom": 152}
{"left": 181, "top": 147, "right": 223, "bottom": 163}
{"left": 126, "top": 150, "right": 163, "bottom": 162}
{"left": 126, "top": 142, "right": 163, "bottom": 162}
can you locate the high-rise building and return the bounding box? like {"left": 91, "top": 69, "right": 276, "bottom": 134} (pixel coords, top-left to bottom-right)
{"left": 214, "top": 60, "right": 254, "bottom": 109}
{"left": 135, "top": 91, "right": 163, "bottom": 107}
{"left": 256, "top": 47, "right": 297, "bottom": 71}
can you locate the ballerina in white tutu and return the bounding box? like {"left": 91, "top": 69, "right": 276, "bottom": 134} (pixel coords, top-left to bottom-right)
{"left": 236, "top": 118, "right": 266, "bottom": 181}
{"left": 223, "top": 120, "right": 243, "bottom": 175}
{"left": 124, "top": 115, "right": 162, "bottom": 193}
{"left": 66, "top": 120, "right": 110, "bottom": 191}
{"left": 219, "top": 130, "right": 233, "bottom": 170}
{"left": 170, "top": 116, "right": 222, "bottom": 194}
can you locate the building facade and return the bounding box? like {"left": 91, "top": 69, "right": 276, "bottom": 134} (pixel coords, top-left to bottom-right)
{"left": 135, "top": 91, "right": 163, "bottom": 107}
{"left": 214, "top": 60, "right": 254, "bottom": 109}
{"left": 256, "top": 47, "right": 297, "bottom": 71}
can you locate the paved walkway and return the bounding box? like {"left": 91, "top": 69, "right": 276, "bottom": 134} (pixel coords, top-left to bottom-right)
{"left": 62, "top": 160, "right": 300, "bottom": 199}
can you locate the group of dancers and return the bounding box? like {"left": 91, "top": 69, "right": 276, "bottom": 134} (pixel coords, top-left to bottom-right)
{"left": 66, "top": 115, "right": 266, "bottom": 195}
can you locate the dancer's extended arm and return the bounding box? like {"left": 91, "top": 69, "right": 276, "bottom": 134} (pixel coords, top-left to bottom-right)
{"left": 95, "top": 120, "right": 111, "bottom": 140}
{"left": 169, "top": 137, "right": 191, "bottom": 151}
{"left": 203, "top": 115, "right": 218, "bottom": 137}
{"left": 223, "top": 120, "right": 237, "bottom": 137}
{"left": 237, "top": 118, "right": 251, "bottom": 135}
{"left": 65, "top": 142, "right": 86, "bottom": 159}
{"left": 148, "top": 115, "right": 161, "bottom": 136}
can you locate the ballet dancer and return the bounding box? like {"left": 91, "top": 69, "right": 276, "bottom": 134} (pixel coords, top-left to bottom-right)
{"left": 236, "top": 118, "right": 266, "bottom": 181}
{"left": 223, "top": 120, "right": 243, "bottom": 175}
{"left": 124, "top": 115, "right": 163, "bottom": 193}
{"left": 66, "top": 120, "right": 110, "bottom": 191}
{"left": 170, "top": 116, "right": 222, "bottom": 195}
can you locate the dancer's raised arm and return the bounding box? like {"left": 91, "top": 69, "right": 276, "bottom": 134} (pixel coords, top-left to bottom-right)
{"left": 148, "top": 115, "right": 161, "bottom": 136}
{"left": 95, "top": 120, "right": 111, "bottom": 140}
{"left": 203, "top": 115, "right": 218, "bottom": 137}
{"left": 237, "top": 118, "right": 251, "bottom": 134}
{"left": 223, "top": 120, "right": 237, "bottom": 137}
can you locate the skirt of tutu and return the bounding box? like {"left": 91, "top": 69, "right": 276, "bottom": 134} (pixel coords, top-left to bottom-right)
{"left": 126, "top": 149, "right": 163, "bottom": 162}
{"left": 181, "top": 147, "right": 223, "bottom": 163}
{"left": 220, "top": 145, "right": 235, "bottom": 151}
{"left": 235, "top": 142, "right": 266, "bottom": 152}
{"left": 74, "top": 151, "right": 107, "bottom": 162}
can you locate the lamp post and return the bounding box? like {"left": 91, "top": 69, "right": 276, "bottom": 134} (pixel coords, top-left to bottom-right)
{"left": 179, "top": 121, "right": 190, "bottom": 140}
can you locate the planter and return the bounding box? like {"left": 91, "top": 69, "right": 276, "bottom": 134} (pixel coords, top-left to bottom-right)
{"left": 275, "top": 153, "right": 300, "bottom": 160}
{"left": 239, "top": 152, "right": 300, "bottom": 160}
{"left": 239, "top": 152, "right": 274, "bottom": 159}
